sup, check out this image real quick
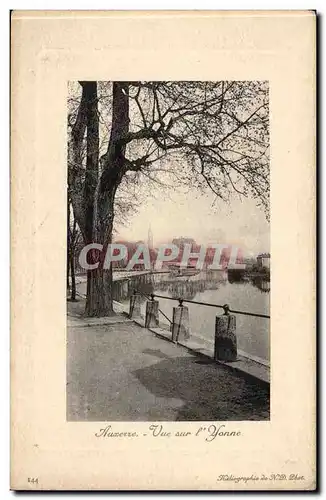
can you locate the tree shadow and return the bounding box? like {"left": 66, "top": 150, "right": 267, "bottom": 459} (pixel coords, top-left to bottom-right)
{"left": 132, "top": 356, "right": 269, "bottom": 421}
{"left": 142, "top": 348, "right": 173, "bottom": 359}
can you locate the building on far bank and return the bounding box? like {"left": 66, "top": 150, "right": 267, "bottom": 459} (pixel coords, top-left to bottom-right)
{"left": 257, "top": 252, "right": 270, "bottom": 269}
{"left": 171, "top": 237, "right": 196, "bottom": 248}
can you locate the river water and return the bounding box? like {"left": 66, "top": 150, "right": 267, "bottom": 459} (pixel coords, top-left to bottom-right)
{"left": 113, "top": 270, "right": 270, "bottom": 363}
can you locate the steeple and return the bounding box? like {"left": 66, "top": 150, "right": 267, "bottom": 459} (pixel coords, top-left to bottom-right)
{"left": 148, "top": 224, "right": 153, "bottom": 250}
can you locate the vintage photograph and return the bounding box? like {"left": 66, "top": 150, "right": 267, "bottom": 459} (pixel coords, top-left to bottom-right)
{"left": 11, "top": 9, "right": 316, "bottom": 490}
{"left": 66, "top": 80, "right": 270, "bottom": 422}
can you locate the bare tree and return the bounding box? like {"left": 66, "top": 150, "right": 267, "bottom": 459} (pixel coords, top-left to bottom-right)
{"left": 68, "top": 81, "right": 269, "bottom": 317}
{"left": 67, "top": 199, "right": 82, "bottom": 301}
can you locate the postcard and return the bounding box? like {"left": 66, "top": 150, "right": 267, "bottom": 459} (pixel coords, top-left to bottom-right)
{"left": 11, "top": 10, "right": 316, "bottom": 490}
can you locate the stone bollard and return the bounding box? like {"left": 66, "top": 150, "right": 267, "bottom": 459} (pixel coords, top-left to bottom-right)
{"left": 145, "top": 299, "right": 159, "bottom": 328}
{"left": 172, "top": 302, "right": 190, "bottom": 343}
{"left": 129, "top": 292, "right": 142, "bottom": 318}
{"left": 214, "top": 304, "right": 237, "bottom": 362}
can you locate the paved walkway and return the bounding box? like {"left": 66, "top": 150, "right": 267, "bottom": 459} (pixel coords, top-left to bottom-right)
{"left": 67, "top": 301, "right": 269, "bottom": 422}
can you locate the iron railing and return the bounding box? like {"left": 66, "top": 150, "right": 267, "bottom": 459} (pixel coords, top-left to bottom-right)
{"left": 135, "top": 290, "right": 270, "bottom": 320}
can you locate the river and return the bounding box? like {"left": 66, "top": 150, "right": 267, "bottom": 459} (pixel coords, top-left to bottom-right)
{"left": 113, "top": 270, "right": 270, "bottom": 363}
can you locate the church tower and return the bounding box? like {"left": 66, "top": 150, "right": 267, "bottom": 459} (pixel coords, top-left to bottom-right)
{"left": 148, "top": 224, "right": 153, "bottom": 250}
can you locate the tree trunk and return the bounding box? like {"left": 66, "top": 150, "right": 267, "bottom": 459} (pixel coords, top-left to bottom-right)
{"left": 67, "top": 199, "right": 71, "bottom": 292}
{"left": 85, "top": 267, "right": 114, "bottom": 316}
{"left": 70, "top": 248, "right": 76, "bottom": 301}
{"left": 83, "top": 81, "right": 99, "bottom": 245}
{"left": 84, "top": 82, "right": 129, "bottom": 317}
{"left": 85, "top": 211, "right": 115, "bottom": 316}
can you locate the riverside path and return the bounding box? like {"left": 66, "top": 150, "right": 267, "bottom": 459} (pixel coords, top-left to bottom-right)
{"left": 67, "top": 299, "right": 269, "bottom": 422}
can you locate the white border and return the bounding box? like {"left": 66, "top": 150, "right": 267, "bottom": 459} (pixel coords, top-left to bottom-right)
{"left": 4, "top": 2, "right": 322, "bottom": 497}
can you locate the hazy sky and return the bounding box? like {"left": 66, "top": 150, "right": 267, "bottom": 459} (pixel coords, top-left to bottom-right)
{"left": 116, "top": 184, "right": 270, "bottom": 258}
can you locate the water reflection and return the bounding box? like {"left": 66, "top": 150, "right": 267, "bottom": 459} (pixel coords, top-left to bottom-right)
{"left": 113, "top": 270, "right": 228, "bottom": 302}
{"left": 113, "top": 270, "right": 270, "bottom": 303}
{"left": 227, "top": 269, "right": 246, "bottom": 283}
{"left": 251, "top": 277, "right": 270, "bottom": 293}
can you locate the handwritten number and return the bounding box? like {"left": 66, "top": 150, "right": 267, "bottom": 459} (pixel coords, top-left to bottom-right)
{"left": 28, "top": 478, "right": 39, "bottom": 485}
